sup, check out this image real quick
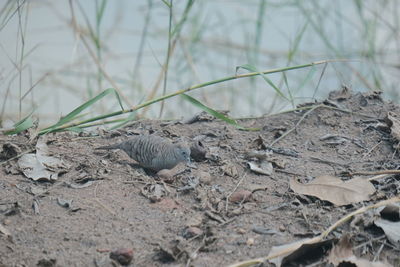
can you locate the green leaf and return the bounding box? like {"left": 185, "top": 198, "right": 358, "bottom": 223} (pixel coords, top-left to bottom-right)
{"left": 237, "top": 64, "right": 289, "bottom": 101}
{"left": 181, "top": 94, "right": 260, "bottom": 131}
{"left": 65, "top": 127, "right": 84, "bottom": 133}
{"left": 41, "top": 88, "right": 122, "bottom": 134}
{"left": 4, "top": 110, "right": 35, "bottom": 135}
{"left": 109, "top": 112, "right": 136, "bottom": 130}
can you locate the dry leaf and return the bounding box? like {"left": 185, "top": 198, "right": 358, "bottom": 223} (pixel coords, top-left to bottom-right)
{"left": 328, "top": 235, "right": 353, "bottom": 265}
{"left": 18, "top": 154, "right": 59, "bottom": 181}
{"left": 247, "top": 160, "right": 273, "bottom": 176}
{"left": 289, "top": 175, "right": 375, "bottom": 206}
{"left": 267, "top": 236, "right": 332, "bottom": 266}
{"left": 374, "top": 219, "right": 400, "bottom": 248}
{"left": 18, "top": 139, "right": 66, "bottom": 182}
{"left": 328, "top": 235, "right": 391, "bottom": 267}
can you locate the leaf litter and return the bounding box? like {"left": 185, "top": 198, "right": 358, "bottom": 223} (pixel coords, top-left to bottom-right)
{"left": 1, "top": 88, "right": 400, "bottom": 266}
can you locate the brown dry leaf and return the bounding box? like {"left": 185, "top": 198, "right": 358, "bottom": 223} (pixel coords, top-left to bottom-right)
{"left": 289, "top": 175, "right": 375, "bottom": 206}
{"left": 329, "top": 235, "right": 391, "bottom": 267}
{"left": 328, "top": 235, "right": 353, "bottom": 265}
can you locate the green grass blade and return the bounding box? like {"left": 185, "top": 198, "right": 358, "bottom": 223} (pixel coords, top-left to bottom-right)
{"left": 109, "top": 112, "right": 136, "bottom": 130}
{"left": 5, "top": 110, "right": 34, "bottom": 135}
{"left": 181, "top": 94, "right": 260, "bottom": 131}
{"left": 237, "top": 64, "right": 290, "bottom": 101}
{"left": 41, "top": 88, "right": 122, "bottom": 134}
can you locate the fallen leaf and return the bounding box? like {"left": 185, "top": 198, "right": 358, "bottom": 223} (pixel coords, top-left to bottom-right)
{"left": 328, "top": 234, "right": 391, "bottom": 267}
{"left": 267, "top": 236, "right": 333, "bottom": 266}
{"left": 374, "top": 219, "right": 400, "bottom": 248}
{"left": 17, "top": 138, "right": 66, "bottom": 182}
{"left": 247, "top": 160, "right": 273, "bottom": 176}
{"left": 289, "top": 176, "right": 375, "bottom": 206}
{"left": 328, "top": 234, "right": 353, "bottom": 265}
{"left": 18, "top": 154, "right": 59, "bottom": 181}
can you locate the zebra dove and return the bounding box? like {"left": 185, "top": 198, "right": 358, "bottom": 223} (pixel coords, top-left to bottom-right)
{"left": 96, "top": 135, "right": 190, "bottom": 171}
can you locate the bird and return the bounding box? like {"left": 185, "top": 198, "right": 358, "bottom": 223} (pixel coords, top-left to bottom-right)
{"left": 95, "top": 135, "right": 191, "bottom": 172}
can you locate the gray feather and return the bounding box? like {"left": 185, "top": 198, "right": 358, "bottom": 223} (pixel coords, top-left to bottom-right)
{"left": 96, "top": 135, "right": 190, "bottom": 171}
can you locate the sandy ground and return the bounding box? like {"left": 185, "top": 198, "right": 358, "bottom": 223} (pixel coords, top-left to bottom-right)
{"left": 1, "top": 88, "right": 399, "bottom": 267}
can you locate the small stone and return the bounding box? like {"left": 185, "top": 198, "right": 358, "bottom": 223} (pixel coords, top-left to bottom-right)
{"left": 197, "top": 171, "right": 212, "bottom": 185}
{"left": 109, "top": 248, "right": 133, "bottom": 266}
{"left": 246, "top": 237, "right": 255, "bottom": 246}
{"left": 279, "top": 225, "right": 286, "bottom": 232}
{"left": 229, "top": 190, "right": 253, "bottom": 203}
{"left": 183, "top": 227, "right": 203, "bottom": 239}
{"left": 237, "top": 228, "right": 246, "bottom": 234}
{"left": 157, "top": 169, "right": 175, "bottom": 183}
{"left": 186, "top": 214, "right": 203, "bottom": 227}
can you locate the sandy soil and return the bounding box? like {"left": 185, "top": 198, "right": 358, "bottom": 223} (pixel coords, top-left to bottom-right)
{"left": 1, "top": 88, "right": 399, "bottom": 267}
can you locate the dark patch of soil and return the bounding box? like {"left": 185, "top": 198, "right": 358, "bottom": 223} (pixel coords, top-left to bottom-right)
{"left": 1, "top": 89, "right": 399, "bottom": 266}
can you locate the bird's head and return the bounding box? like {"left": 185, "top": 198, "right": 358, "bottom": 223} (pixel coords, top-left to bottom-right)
{"left": 175, "top": 145, "right": 191, "bottom": 163}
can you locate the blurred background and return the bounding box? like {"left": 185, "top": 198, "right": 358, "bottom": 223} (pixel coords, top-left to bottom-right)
{"left": 1, "top": 0, "right": 399, "bottom": 128}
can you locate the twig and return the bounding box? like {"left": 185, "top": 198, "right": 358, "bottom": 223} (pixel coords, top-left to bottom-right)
{"left": 185, "top": 235, "right": 207, "bottom": 267}
{"left": 0, "top": 149, "right": 34, "bottom": 166}
{"left": 270, "top": 104, "right": 322, "bottom": 146}
{"left": 228, "top": 196, "right": 400, "bottom": 267}
{"left": 351, "top": 170, "right": 400, "bottom": 176}
{"left": 362, "top": 141, "right": 382, "bottom": 159}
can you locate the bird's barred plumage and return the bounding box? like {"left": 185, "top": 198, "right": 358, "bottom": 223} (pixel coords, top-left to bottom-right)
{"left": 96, "top": 135, "right": 190, "bottom": 171}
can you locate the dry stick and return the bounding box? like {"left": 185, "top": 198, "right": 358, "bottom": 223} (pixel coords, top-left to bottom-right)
{"left": 0, "top": 149, "right": 34, "bottom": 166}
{"left": 362, "top": 141, "right": 382, "bottom": 159}
{"left": 368, "top": 174, "right": 391, "bottom": 181}
{"left": 228, "top": 196, "right": 400, "bottom": 267}
{"left": 68, "top": 0, "right": 132, "bottom": 108}
{"left": 93, "top": 181, "right": 115, "bottom": 216}
{"left": 270, "top": 104, "right": 322, "bottom": 146}
{"left": 352, "top": 170, "right": 400, "bottom": 176}
{"left": 269, "top": 103, "right": 377, "bottom": 147}
{"left": 185, "top": 235, "right": 207, "bottom": 267}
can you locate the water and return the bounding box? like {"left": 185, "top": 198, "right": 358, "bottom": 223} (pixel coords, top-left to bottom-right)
{"left": 0, "top": 0, "right": 398, "bottom": 127}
